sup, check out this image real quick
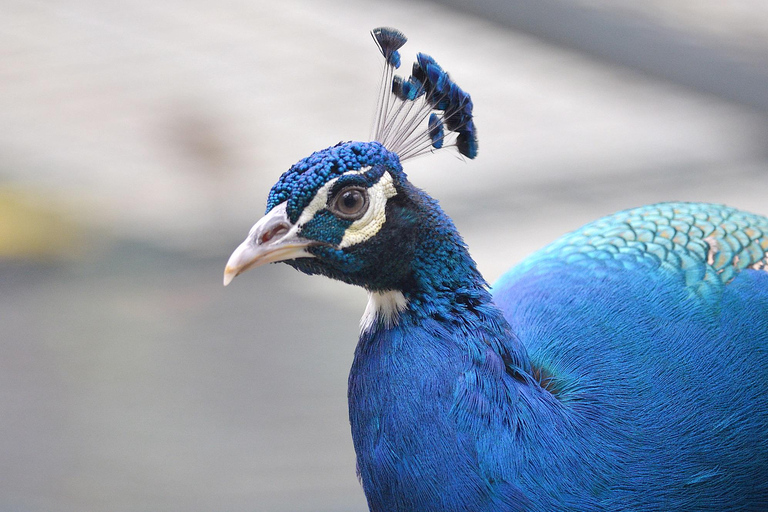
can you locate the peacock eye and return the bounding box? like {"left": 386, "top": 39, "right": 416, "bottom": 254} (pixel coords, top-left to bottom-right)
{"left": 330, "top": 186, "right": 369, "bottom": 220}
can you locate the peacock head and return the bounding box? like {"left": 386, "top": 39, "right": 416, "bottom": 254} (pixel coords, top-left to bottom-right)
{"left": 224, "top": 28, "right": 478, "bottom": 295}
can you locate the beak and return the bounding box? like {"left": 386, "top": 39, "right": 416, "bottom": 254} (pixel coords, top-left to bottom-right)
{"left": 223, "top": 202, "right": 315, "bottom": 286}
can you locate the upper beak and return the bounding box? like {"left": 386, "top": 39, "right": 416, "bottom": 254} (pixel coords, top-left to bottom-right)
{"left": 223, "top": 202, "right": 315, "bottom": 286}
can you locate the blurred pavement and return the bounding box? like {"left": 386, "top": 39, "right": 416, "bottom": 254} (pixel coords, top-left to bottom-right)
{"left": 1, "top": 1, "right": 767, "bottom": 511}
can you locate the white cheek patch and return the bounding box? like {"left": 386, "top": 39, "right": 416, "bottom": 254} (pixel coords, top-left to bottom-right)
{"left": 295, "top": 177, "right": 341, "bottom": 228}
{"left": 291, "top": 167, "right": 396, "bottom": 248}
{"left": 339, "top": 171, "right": 397, "bottom": 248}
{"left": 294, "top": 166, "right": 374, "bottom": 229}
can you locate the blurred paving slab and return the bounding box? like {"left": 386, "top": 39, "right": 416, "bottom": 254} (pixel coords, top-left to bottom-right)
{"left": 2, "top": 1, "right": 768, "bottom": 511}
{"left": 435, "top": 0, "right": 768, "bottom": 113}
{"left": 1, "top": 0, "right": 766, "bottom": 254}
{"left": 1, "top": 248, "right": 368, "bottom": 512}
{"left": 577, "top": 0, "right": 768, "bottom": 64}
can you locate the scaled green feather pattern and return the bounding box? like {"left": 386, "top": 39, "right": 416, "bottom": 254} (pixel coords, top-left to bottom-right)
{"left": 516, "top": 202, "right": 768, "bottom": 299}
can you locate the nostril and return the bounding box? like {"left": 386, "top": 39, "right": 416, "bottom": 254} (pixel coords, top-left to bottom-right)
{"left": 259, "top": 224, "right": 289, "bottom": 244}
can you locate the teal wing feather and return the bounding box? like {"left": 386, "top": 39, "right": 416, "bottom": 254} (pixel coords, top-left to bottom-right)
{"left": 503, "top": 202, "right": 768, "bottom": 300}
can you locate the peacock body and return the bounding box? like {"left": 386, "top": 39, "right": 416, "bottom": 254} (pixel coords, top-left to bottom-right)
{"left": 224, "top": 28, "right": 768, "bottom": 511}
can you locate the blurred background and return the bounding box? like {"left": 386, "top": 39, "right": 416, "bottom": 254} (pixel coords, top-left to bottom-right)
{"left": 1, "top": 1, "right": 767, "bottom": 510}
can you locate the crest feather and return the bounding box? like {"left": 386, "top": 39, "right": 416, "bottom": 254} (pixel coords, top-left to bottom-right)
{"left": 370, "top": 27, "right": 478, "bottom": 161}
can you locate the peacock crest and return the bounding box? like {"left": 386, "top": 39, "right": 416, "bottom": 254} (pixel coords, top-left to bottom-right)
{"left": 370, "top": 27, "right": 478, "bottom": 161}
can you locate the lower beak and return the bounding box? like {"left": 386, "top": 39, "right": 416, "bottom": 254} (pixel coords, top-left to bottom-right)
{"left": 223, "top": 202, "right": 315, "bottom": 286}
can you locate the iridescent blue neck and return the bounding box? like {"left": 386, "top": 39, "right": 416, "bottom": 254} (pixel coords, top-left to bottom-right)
{"left": 360, "top": 183, "right": 531, "bottom": 374}
{"left": 349, "top": 242, "right": 533, "bottom": 510}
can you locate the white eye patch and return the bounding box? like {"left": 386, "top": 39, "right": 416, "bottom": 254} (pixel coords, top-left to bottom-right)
{"left": 293, "top": 168, "right": 397, "bottom": 248}
{"left": 339, "top": 171, "right": 397, "bottom": 248}
{"left": 294, "top": 166, "right": 374, "bottom": 228}
{"left": 294, "top": 177, "right": 339, "bottom": 228}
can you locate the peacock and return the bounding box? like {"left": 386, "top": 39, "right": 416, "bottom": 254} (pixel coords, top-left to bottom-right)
{"left": 223, "top": 28, "right": 768, "bottom": 511}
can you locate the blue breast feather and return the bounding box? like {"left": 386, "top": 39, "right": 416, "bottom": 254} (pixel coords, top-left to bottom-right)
{"left": 350, "top": 202, "right": 768, "bottom": 511}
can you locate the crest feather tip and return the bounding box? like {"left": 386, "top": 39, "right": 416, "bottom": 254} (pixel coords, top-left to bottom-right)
{"left": 370, "top": 28, "right": 478, "bottom": 162}
{"left": 372, "top": 27, "right": 407, "bottom": 68}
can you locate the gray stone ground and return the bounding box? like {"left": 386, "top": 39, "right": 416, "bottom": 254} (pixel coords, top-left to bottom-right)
{"left": 1, "top": 1, "right": 767, "bottom": 511}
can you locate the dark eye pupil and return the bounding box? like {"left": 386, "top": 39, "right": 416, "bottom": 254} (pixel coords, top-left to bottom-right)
{"left": 341, "top": 191, "right": 361, "bottom": 211}
{"left": 331, "top": 186, "right": 368, "bottom": 220}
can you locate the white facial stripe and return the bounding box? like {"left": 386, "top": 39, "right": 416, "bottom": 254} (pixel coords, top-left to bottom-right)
{"left": 293, "top": 166, "right": 374, "bottom": 229}
{"left": 289, "top": 167, "right": 396, "bottom": 248}
{"left": 339, "top": 171, "right": 397, "bottom": 248}
{"left": 295, "top": 177, "right": 341, "bottom": 228}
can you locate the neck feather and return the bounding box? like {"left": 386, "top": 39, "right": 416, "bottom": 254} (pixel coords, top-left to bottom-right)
{"left": 360, "top": 240, "right": 531, "bottom": 374}
{"left": 356, "top": 179, "right": 531, "bottom": 371}
{"left": 361, "top": 290, "right": 409, "bottom": 334}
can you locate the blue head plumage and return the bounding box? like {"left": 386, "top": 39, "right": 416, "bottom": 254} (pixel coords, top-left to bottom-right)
{"left": 265, "top": 141, "right": 399, "bottom": 222}
{"left": 253, "top": 134, "right": 486, "bottom": 299}
{"left": 224, "top": 27, "right": 481, "bottom": 296}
